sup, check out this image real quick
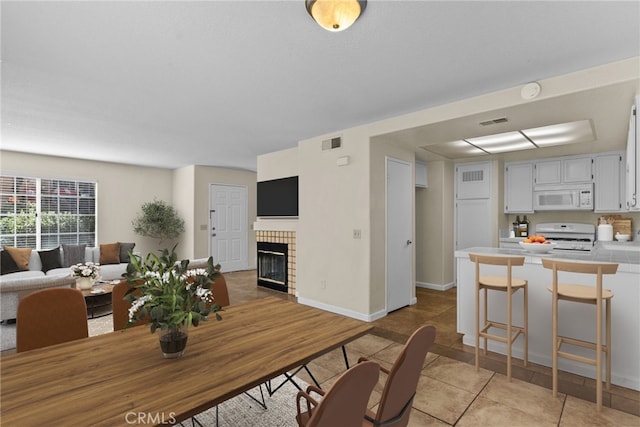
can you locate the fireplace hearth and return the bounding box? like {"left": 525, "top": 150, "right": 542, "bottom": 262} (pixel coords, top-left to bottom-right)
{"left": 257, "top": 242, "right": 288, "bottom": 292}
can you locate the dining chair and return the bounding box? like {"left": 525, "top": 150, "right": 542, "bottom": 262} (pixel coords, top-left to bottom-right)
{"left": 469, "top": 253, "right": 528, "bottom": 382}
{"left": 16, "top": 287, "right": 89, "bottom": 353}
{"left": 542, "top": 257, "right": 618, "bottom": 411}
{"left": 112, "top": 280, "right": 145, "bottom": 331}
{"left": 295, "top": 360, "right": 380, "bottom": 427}
{"left": 359, "top": 324, "right": 437, "bottom": 427}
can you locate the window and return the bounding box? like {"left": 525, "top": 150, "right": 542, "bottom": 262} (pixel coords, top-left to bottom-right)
{"left": 0, "top": 175, "right": 97, "bottom": 249}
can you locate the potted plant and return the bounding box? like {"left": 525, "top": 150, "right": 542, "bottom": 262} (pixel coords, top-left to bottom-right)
{"left": 70, "top": 262, "right": 101, "bottom": 290}
{"left": 132, "top": 199, "right": 185, "bottom": 247}
{"left": 124, "top": 245, "right": 223, "bottom": 358}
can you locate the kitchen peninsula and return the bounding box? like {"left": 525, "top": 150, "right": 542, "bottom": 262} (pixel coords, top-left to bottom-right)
{"left": 455, "top": 245, "right": 640, "bottom": 391}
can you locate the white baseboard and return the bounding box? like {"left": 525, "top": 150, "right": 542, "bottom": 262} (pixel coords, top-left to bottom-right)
{"left": 416, "top": 281, "right": 456, "bottom": 291}
{"left": 297, "top": 297, "right": 386, "bottom": 322}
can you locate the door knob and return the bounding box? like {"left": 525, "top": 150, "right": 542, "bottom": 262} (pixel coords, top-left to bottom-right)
{"left": 212, "top": 233, "right": 216, "bottom": 237}
{"left": 407, "top": 240, "right": 412, "bottom": 245}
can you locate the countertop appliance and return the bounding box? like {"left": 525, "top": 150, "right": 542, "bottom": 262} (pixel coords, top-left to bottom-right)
{"left": 533, "top": 183, "right": 593, "bottom": 211}
{"left": 534, "top": 222, "right": 596, "bottom": 252}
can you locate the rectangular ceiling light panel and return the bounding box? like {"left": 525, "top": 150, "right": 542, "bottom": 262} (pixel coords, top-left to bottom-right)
{"left": 420, "top": 140, "right": 486, "bottom": 159}
{"left": 522, "top": 120, "right": 594, "bottom": 147}
{"left": 465, "top": 131, "right": 533, "bottom": 153}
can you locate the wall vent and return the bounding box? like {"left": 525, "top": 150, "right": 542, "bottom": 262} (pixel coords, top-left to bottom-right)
{"left": 479, "top": 117, "right": 508, "bottom": 126}
{"left": 462, "top": 170, "right": 484, "bottom": 182}
{"left": 322, "top": 137, "right": 342, "bottom": 150}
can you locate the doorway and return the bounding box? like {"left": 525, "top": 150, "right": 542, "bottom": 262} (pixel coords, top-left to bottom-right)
{"left": 386, "top": 157, "right": 413, "bottom": 312}
{"left": 209, "top": 184, "right": 248, "bottom": 272}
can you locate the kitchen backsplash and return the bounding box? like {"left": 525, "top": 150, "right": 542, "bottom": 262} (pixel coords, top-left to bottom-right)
{"left": 504, "top": 211, "right": 640, "bottom": 240}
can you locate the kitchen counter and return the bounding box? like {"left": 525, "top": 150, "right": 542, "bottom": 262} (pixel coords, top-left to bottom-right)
{"left": 455, "top": 246, "right": 640, "bottom": 391}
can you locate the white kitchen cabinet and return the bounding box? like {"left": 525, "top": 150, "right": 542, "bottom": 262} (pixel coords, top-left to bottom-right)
{"left": 535, "top": 160, "right": 561, "bottom": 185}
{"left": 626, "top": 97, "right": 639, "bottom": 211}
{"left": 504, "top": 162, "right": 533, "bottom": 213}
{"left": 534, "top": 156, "right": 592, "bottom": 185}
{"left": 415, "top": 161, "right": 427, "bottom": 188}
{"left": 563, "top": 156, "right": 593, "bottom": 183}
{"left": 594, "top": 152, "right": 625, "bottom": 212}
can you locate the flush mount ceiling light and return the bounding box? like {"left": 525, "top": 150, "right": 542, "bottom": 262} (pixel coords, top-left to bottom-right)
{"left": 420, "top": 120, "right": 595, "bottom": 159}
{"left": 305, "top": 0, "right": 367, "bottom": 32}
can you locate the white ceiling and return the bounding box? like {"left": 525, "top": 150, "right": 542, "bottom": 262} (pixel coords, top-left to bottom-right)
{"left": 2, "top": 1, "right": 639, "bottom": 171}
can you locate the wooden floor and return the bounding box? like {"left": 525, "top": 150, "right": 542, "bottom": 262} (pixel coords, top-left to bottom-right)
{"left": 223, "top": 269, "right": 640, "bottom": 417}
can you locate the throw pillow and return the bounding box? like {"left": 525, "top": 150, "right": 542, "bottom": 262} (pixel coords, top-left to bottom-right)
{"left": 3, "top": 246, "right": 32, "bottom": 270}
{"left": 39, "top": 247, "right": 62, "bottom": 273}
{"left": 62, "top": 244, "right": 87, "bottom": 267}
{"left": 100, "top": 242, "right": 121, "bottom": 265}
{"left": 1, "top": 250, "right": 20, "bottom": 275}
{"left": 118, "top": 242, "right": 136, "bottom": 263}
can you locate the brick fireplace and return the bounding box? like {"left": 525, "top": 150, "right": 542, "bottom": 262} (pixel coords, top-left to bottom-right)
{"left": 255, "top": 230, "right": 296, "bottom": 295}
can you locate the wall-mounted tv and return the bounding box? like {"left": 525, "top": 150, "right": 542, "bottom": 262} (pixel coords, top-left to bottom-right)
{"left": 257, "top": 176, "right": 299, "bottom": 217}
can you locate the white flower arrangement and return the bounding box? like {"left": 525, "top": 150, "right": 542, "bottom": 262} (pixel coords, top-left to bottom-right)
{"left": 70, "top": 261, "right": 101, "bottom": 279}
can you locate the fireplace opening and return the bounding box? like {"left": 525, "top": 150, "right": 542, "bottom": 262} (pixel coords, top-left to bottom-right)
{"left": 257, "top": 242, "right": 288, "bottom": 292}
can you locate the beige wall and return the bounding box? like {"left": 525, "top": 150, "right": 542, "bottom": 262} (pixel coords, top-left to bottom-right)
{"left": 0, "top": 150, "right": 173, "bottom": 257}
{"left": 257, "top": 147, "right": 298, "bottom": 181}
{"left": 415, "top": 160, "right": 455, "bottom": 287}
{"left": 0, "top": 151, "right": 258, "bottom": 263}
{"left": 296, "top": 127, "right": 373, "bottom": 317}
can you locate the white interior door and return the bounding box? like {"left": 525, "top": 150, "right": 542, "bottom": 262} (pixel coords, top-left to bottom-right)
{"left": 386, "top": 157, "right": 413, "bottom": 312}
{"left": 210, "top": 184, "right": 247, "bottom": 272}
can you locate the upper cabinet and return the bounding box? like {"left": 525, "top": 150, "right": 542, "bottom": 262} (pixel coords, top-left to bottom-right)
{"left": 504, "top": 162, "right": 533, "bottom": 213}
{"left": 594, "top": 152, "right": 625, "bottom": 212}
{"left": 415, "top": 161, "right": 428, "bottom": 188}
{"left": 534, "top": 156, "right": 592, "bottom": 185}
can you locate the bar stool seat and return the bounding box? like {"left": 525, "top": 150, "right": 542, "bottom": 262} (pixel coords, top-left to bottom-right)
{"left": 542, "top": 258, "right": 618, "bottom": 412}
{"left": 470, "top": 254, "right": 528, "bottom": 382}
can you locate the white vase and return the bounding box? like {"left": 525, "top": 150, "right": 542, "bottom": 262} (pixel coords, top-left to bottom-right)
{"left": 76, "top": 276, "right": 93, "bottom": 290}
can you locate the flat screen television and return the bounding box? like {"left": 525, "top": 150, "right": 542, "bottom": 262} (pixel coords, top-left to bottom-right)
{"left": 257, "top": 176, "right": 299, "bottom": 217}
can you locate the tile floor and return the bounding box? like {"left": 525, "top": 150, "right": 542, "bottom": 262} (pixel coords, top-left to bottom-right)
{"left": 223, "top": 269, "right": 640, "bottom": 426}
{"left": 3, "top": 269, "right": 638, "bottom": 426}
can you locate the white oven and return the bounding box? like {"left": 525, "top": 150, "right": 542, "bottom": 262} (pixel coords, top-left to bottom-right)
{"left": 533, "top": 184, "right": 593, "bottom": 211}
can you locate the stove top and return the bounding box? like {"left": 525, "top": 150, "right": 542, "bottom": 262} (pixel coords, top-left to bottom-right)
{"left": 534, "top": 222, "right": 596, "bottom": 252}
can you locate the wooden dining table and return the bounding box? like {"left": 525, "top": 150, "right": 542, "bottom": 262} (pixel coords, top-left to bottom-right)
{"left": 0, "top": 297, "right": 373, "bottom": 426}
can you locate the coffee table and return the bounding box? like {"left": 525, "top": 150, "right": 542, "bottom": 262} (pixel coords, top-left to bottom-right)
{"left": 79, "top": 282, "right": 114, "bottom": 318}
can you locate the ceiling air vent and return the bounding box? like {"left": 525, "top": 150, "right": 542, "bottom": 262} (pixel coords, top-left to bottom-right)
{"left": 322, "top": 137, "right": 342, "bottom": 150}
{"left": 479, "top": 117, "right": 508, "bottom": 126}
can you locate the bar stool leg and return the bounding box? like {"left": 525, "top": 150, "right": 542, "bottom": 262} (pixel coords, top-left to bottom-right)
{"left": 596, "top": 296, "right": 602, "bottom": 411}
{"left": 483, "top": 288, "right": 488, "bottom": 356}
{"left": 507, "top": 287, "right": 512, "bottom": 381}
{"left": 475, "top": 279, "right": 480, "bottom": 372}
{"left": 523, "top": 285, "right": 528, "bottom": 367}
{"left": 552, "top": 290, "right": 558, "bottom": 398}
{"left": 607, "top": 298, "right": 613, "bottom": 392}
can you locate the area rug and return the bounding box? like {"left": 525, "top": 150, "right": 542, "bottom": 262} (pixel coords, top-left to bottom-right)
{"left": 188, "top": 377, "right": 308, "bottom": 427}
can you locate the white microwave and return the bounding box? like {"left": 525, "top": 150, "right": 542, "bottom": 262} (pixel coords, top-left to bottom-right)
{"left": 533, "top": 184, "right": 594, "bottom": 211}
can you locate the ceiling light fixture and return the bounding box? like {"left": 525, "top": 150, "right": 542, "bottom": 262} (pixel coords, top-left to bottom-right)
{"left": 305, "top": 0, "right": 367, "bottom": 32}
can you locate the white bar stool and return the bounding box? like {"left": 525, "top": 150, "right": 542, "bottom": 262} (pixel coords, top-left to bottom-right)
{"left": 469, "top": 253, "right": 528, "bottom": 381}
{"left": 541, "top": 258, "right": 618, "bottom": 411}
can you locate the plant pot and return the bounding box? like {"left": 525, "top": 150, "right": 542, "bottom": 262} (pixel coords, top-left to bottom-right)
{"left": 159, "top": 325, "right": 189, "bottom": 359}
{"left": 76, "top": 276, "right": 93, "bottom": 290}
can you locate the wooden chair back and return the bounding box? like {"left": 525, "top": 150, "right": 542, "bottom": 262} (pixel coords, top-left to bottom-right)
{"left": 17, "top": 288, "right": 89, "bottom": 353}
{"left": 372, "top": 325, "right": 437, "bottom": 427}
{"left": 112, "top": 280, "right": 145, "bottom": 331}
{"left": 298, "top": 361, "right": 380, "bottom": 427}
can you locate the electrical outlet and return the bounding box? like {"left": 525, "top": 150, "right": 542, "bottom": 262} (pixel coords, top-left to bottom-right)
{"left": 353, "top": 229, "right": 362, "bottom": 239}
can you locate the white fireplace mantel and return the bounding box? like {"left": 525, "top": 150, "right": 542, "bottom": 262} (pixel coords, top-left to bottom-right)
{"left": 253, "top": 218, "right": 298, "bottom": 232}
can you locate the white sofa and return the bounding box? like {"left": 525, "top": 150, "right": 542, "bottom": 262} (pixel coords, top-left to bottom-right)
{"left": 0, "top": 247, "right": 131, "bottom": 321}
